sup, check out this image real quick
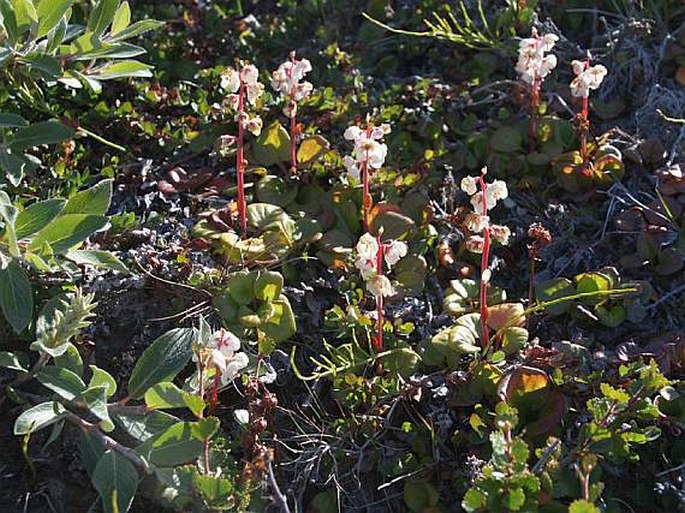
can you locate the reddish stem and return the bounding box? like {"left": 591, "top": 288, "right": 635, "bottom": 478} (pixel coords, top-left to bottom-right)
{"left": 375, "top": 233, "right": 384, "bottom": 352}
{"left": 528, "top": 77, "right": 540, "bottom": 153}
{"left": 237, "top": 82, "right": 247, "bottom": 235}
{"left": 478, "top": 173, "right": 491, "bottom": 349}
{"left": 580, "top": 95, "right": 589, "bottom": 159}
{"left": 290, "top": 112, "right": 297, "bottom": 173}
{"left": 362, "top": 124, "right": 373, "bottom": 231}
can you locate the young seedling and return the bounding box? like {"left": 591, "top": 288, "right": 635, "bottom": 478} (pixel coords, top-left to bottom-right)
{"left": 271, "top": 51, "right": 314, "bottom": 173}
{"left": 515, "top": 29, "right": 558, "bottom": 152}
{"left": 460, "top": 167, "right": 510, "bottom": 348}
{"left": 355, "top": 230, "right": 407, "bottom": 351}
{"left": 343, "top": 120, "right": 391, "bottom": 230}
{"left": 570, "top": 59, "right": 607, "bottom": 159}
{"left": 221, "top": 64, "right": 265, "bottom": 234}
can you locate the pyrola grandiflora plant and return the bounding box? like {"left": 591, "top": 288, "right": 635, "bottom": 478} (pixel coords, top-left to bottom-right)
{"left": 570, "top": 59, "right": 607, "bottom": 159}
{"left": 271, "top": 51, "right": 313, "bottom": 173}
{"left": 343, "top": 120, "right": 391, "bottom": 230}
{"left": 221, "top": 64, "right": 265, "bottom": 234}
{"left": 460, "top": 167, "right": 510, "bottom": 348}
{"left": 355, "top": 231, "right": 407, "bottom": 351}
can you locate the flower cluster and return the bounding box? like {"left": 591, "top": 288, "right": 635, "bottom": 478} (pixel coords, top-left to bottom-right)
{"left": 195, "top": 329, "right": 249, "bottom": 386}
{"left": 515, "top": 29, "right": 558, "bottom": 85}
{"left": 342, "top": 123, "right": 391, "bottom": 181}
{"left": 271, "top": 53, "right": 313, "bottom": 118}
{"left": 570, "top": 60, "right": 607, "bottom": 98}
{"left": 460, "top": 169, "right": 510, "bottom": 253}
{"left": 355, "top": 232, "right": 406, "bottom": 298}
{"left": 220, "top": 64, "right": 264, "bottom": 136}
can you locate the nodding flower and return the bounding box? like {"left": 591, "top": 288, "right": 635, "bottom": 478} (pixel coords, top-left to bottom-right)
{"left": 515, "top": 29, "right": 558, "bottom": 85}
{"left": 271, "top": 53, "right": 313, "bottom": 118}
{"left": 570, "top": 60, "right": 607, "bottom": 98}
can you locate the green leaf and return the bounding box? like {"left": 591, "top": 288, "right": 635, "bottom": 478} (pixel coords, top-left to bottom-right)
{"left": 127, "top": 328, "right": 195, "bottom": 398}
{"left": 503, "top": 487, "right": 526, "bottom": 511}
{"left": 260, "top": 296, "right": 296, "bottom": 343}
{"left": 110, "top": 0, "right": 129, "bottom": 35}
{"left": 90, "top": 59, "right": 153, "bottom": 80}
{"left": 0, "top": 113, "right": 29, "bottom": 127}
{"left": 29, "top": 214, "right": 108, "bottom": 254}
{"left": 297, "top": 135, "right": 329, "bottom": 167}
{"left": 88, "top": 0, "right": 118, "bottom": 35}
{"left": 0, "top": 260, "right": 33, "bottom": 333}
{"left": 79, "top": 430, "right": 105, "bottom": 475}
{"left": 54, "top": 342, "right": 83, "bottom": 376}
{"left": 63, "top": 179, "right": 112, "bottom": 215}
{"left": 37, "top": 365, "right": 87, "bottom": 400}
{"left": 144, "top": 382, "right": 205, "bottom": 417}
{"left": 91, "top": 450, "right": 139, "bottom": 513}
{"left": 14, "top": 401, "right": 66, "bottom": 435}
{"left": 251, "top": 120, "right": 291, "bottom": 167}
{"left": 36, "top": 0, "right": 74, "bottom": 38}
{"left": 0, "top": 1, "right": 19, "bottom": 43}
{"left": 12, "top": 0, "right": 38, "bottom": 28}
{"left": 569, "top": 500, "right": 601, "bottom": 513}
{"left": 89, "top": 365, "right": 117, "bottom": 398}
{"left": 112, "top": 410, "right": 179, "bottom": 443}
{"left": 254, "top": 271, "right": 283, "bottom": 303}
{"left": 78, "top": 385, "right": 114, "bottom": 431}
{"left": 108, "top": 19, "right": 162, "bottom": 42}
{"left": 224, "top": 271, "right": 257, "bottom": 306}
{"left": 15, "top": 199, "right": 66, "bottom": 239}
{"left": 490, "top": 125, "right": 522, "bottom": 153}
{"left": 0, "top": 350, "right": 30, "bottom": 371}
{"left": 0, "top": 147, "right": 31, "bottom": 186}
{"left": 65, "top": 249, "right": 128, "bottom": 273}
{"left": 0, "top": 199, "right": 19, "bottom": 254}
{"left": 11, "top": 120, "right": 74, "bottom": 152}
{"left": 254, "top": 175, "right": 298, "bottom": 207}
{"left": 247, "top": 203, "right": 288, "bottom": 230}
{"left": 137, "top": 418, "right": 219, "bottom": 467}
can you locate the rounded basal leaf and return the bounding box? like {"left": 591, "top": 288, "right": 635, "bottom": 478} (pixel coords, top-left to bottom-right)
{"left": 490, "top": 126, "right": 523, "bottom": 153}
{"left": 655, "top": 247, "right": 684, "bottom": 276}
{"left": 370, "top": 209, "right": 416, "bottom": 240}
{"left": 247, "top": 203, "right": 289, "bottom": 231}
{"left": 401, "top": 191, "right": 430, "bottom": 225}
{"left": 251, "top": 120, "right": 291, "bottom": 167}
{"left": 500, "top": 327, "right": 529, "bottom": 355}
{"left": 394, "top": 255, "right": 427, "bottom": 295}
{"left": 575, "top": 272, "right": 612, "bottom": 304}
{"left": 497, "top": 366, "right": 566, "bottom": 436}
{"left": 128, "top": 328, "right": 195, "bottom": 398}
{"left": 238, "top": 305, "right": 263, "bottom": 327}
{"left": 225, "top": 271, "right": 257, "bottom": 305}
{"left": 403, "top": 480, "right": 439, "bottom": 513}
{"left": 297, "top": 135, "right": 329, "bottom": 168}
{"left": 255, "top": 175, "right": 298, "bottom": 206}
{"left": 215, "top": 232, "right": 268, "bottom": 264}
{"left": 385, "top": 347, "right": 420, "bottom": 378}
{"left": 254, "top": 271, "right": 284, "bottom": 303}
{"left": 594, "top": 305, "right": 626, "bottom": 327}
{"left": 213, "top": 292, "right": 238, "bottom": 323}
{"left": 487, "top": 303, "right": 525, "bottom": 330}
{"left": 535, "top": 278, "right": 574, "bottom": 315}
{"left": 260, "top": 296, "right": 296, "bottom": 343}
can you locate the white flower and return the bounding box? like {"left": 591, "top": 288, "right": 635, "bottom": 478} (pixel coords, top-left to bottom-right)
{"left": 271, "top": 55, "right": 313, "bottom": 116}
{"left": 344, "top": 126, "right": 364, "bottom": 141}
{"left": 464, "top": 212, "right": 489, "bottom": 233}
{"left": 490, "top": 224, "right": 511, "bottom": 245}
{"left": 355, "top": 233, "right": 378, "bottom": 279}
{"left": 220, "top": 68, "right": 240, "bottom": 93}
{"left": 244, "top": 116, "right": 263, "bottom": 136}
{"left": 570, "top": 62, "right": 607, "bottom": 97}
{"left": 240, "top": 64, "right": 259, "bottom": 85}
{"left": 367, "top": 274, "right": 394, "bottom": 298}
{"left": 465, "top": 235, "right": 485, "bottom": 254}
{"left": 204, "top": 329, "right": 249, "bottom": 386}
{"left": 461, "top": 175, "right": 478, "bottom": 195}
{"left": 246, "top": 82, "right": 264, "bottom": 106}
{"left": 515, "top": 30, "right": 558, "bottom": 85}
{"left": 343, "top": 155, "right": 360, "bottom": 181}
{"left": 384, "top": 240, "right": 407, "bottom": 267}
